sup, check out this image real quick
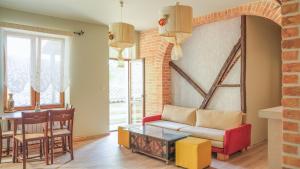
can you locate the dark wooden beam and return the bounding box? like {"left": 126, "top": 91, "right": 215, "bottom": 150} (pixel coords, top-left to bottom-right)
{"left": 220, "top": 52, "right": 241, "bottom": 84}
{"left": 218, "top": 84, "right": 241, "bottom": 87}
{"left": 169, "top": 61, "right": 207, "bottom": 97}
{"left": 275, "top": 0, "right": 282, "bottom": 5}
{"left": 240, "top": 15, "right": 247, "bottom": 113}
{"left": 200, "top": 38, "right": 241, "bottom": 109}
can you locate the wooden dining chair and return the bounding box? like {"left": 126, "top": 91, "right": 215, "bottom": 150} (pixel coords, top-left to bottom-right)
{"left": 0, "top": 120, "right": 15, "bottom": 163}
{"left": 49, "top": 108, "right": 75, "bottom": 164}
{"left": 13, "top": 111, "right": 49, "bottom": 169}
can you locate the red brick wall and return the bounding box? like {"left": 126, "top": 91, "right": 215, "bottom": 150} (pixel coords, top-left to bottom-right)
{"left": 139, "top": 29, "right": 171, "bottom": 115}
{"left": 282, "top": 0, "right": 300, "bottom": 168}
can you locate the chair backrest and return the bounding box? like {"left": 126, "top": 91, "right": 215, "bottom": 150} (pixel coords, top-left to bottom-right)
{"left": 21, "top": 111, "right": 49, "bottom": 125}
{"left": 14, "top": 111, "right": 49, "bottom": 138}
{"left": 49, "top": 108, "right": 75, "bottom": 133}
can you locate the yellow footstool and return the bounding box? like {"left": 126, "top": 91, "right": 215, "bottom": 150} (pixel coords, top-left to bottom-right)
{"left": 176, "top": 137, "right": 211, "bottom": 169}
{"left": 118, "top": 126, "right": 130, "bottom": 148}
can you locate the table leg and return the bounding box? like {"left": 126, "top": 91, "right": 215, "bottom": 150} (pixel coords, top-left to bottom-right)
{"left": 7, "top": 120, "right": 12, "bottom": 156}
{"left": 6, "top": 138, "right": 10, "bottom": 156}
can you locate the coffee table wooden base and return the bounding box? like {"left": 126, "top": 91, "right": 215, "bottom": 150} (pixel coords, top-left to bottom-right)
{"left": 130, "top": 132, "right": 177, "bottom": 164}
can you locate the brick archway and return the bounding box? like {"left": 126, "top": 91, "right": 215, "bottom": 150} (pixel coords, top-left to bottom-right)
{"left": 193, "top": 1, "right": 281, "bottom": 27}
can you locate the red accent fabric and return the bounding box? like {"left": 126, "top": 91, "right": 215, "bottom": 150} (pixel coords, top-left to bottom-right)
{"left": 212, "top": 147, "right": 224, "bottom": 153}
{"left": 222, "top": 124, "right": 252, "bottom": 155}
{"left": 142, "top": 115, "right": 162, "bottom": 125}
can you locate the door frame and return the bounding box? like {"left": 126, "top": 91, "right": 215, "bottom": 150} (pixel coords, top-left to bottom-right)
{"left": 109, "top": 58, "right": 145, "bottom": 127}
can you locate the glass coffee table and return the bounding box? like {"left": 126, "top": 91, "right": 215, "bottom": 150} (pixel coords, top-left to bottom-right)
{"left": 129, "top": 125, "right": 190, "bottom": 164}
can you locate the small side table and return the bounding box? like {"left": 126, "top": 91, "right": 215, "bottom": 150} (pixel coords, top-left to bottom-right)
{"left": 176, "top": 137, "right": 211, "bottom": 169}
{"left": 118, "top": 126, "right": 130, "bottom": 148}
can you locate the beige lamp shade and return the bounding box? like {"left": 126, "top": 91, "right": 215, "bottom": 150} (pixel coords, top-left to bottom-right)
{"left": 158, "top": 3, "right": 193, "bottom": 60}
{"left": 108, "top": 22, "right": 135, "bottom": 49}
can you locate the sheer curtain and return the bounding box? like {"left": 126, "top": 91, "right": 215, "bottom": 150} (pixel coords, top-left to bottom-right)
{"left": 3, "top": 31, "right": 70, "bottom": 102}
{"left": 31, "top": 37, "right": 69, "bottom": 93}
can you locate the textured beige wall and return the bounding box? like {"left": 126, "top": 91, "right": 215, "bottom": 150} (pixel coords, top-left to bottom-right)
{"left": 172, "top": 17, "right": 241, "bottom": 110}
{"left": 0, "top": 7, "right": 109, "bottom": 137}
{"left": 246, "top": 16, "right": 281, "bottom": 145}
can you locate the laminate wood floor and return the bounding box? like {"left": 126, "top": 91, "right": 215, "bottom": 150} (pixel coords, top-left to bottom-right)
{"left": 0, "top": 132, "right": 267, "bottom": 169}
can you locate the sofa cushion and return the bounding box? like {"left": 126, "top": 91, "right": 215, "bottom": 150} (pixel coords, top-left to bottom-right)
{"left": 196, "top": 109, "right": 242, "bottom": 130}
{"left": 211, "top": 140, "right": 224, "bottom": 148}
{"left": 161, "top": 105, "right": 197, "bottom": 126}
{"left": 146, "top": 120, "right": 191, "bottom": 131}
{"left": 179, "top": 126, "right": 225, "bottom": 142}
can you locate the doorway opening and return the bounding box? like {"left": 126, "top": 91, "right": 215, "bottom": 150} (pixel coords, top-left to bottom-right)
{"left": 109, "top": 58, "right": 145, "bottom": 131}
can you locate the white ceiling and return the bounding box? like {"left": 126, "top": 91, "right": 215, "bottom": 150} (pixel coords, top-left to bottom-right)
{"left": 0, "top": 0, "right": 254, "bottom": 31}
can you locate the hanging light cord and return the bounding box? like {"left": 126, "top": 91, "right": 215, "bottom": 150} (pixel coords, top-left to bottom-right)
{"left": 120, "top": 0, "right": 124, "bottom": 22}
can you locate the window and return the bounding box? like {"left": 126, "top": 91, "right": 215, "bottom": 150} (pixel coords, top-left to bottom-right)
{"left": 3, "top": 31, "right": 67, "bottom": 110}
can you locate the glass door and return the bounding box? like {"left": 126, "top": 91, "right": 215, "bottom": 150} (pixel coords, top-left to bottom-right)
{"left": 129, "top": 60, "right": 144, "bottom": 124}
{"left": 109, "top": 59, "right": 129, "bottom": 131}
{"left": 109, "top": 59, "right": 144, "bottom": 131}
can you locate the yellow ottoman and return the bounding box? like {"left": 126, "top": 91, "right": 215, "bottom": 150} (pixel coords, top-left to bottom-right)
{"left": 176, "top": 137, "right": 211, "bottom": 169}
{"left": 118, "top": 126, "right": 130, "bottom": 148}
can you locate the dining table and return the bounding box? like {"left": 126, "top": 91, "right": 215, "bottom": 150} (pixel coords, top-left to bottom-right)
{"left": 0, "top": 109, "right": 66, "bottom": 131}
{"left": 0, "top": 111, "right": 24, "bottom": 120}
{"left": 0, "top": 111, "right": 30, "bottom": 132}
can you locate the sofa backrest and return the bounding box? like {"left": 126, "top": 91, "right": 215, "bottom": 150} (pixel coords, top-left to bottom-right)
{"left": 161, "top": 105, "right": 197, "bottom": 126}
{"left": 195, "top": 109, "right": 242, "bottom": 130}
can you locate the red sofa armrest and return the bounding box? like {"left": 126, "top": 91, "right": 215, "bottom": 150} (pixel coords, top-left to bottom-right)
{"left": 223, "top": 124, "right": 251, "bottom": 155}
{"left": 142, "top": 115, "right": 162, "bottom": 125}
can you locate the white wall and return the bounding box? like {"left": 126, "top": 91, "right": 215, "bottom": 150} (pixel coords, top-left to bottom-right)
{"left": 0, "top": 7, "right": 109, "bottom": 137}
{"left": 172, "top": 17, "right": 241, "bottom": 111}
{"left": 171, "top": 16, "right": 281, "bottom": 145}
{"left": 246, "top": 16, "right": 281, "bottom": 145}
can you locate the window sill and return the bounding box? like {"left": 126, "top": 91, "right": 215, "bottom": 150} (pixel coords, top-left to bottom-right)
{"left": 4, "top": 105, "right": 65, "bottom": 113}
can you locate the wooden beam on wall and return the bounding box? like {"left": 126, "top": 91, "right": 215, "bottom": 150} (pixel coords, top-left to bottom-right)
{"left": 200, "top": 38, "right": 241, "bottom": 109}
{"left": 169, "top": 61, "right": 207, "bottom": 97}
{"left": 218, "top": 84, "right": 241, "bottom": 87}
{"left": 240, "top": 16, "right": 247, "bottom": 113}
{"left": 275, "top": 0, "right": 282, "bottom": 5}
{"left": 220, "top": 52, "right": 241, "bottom": 84}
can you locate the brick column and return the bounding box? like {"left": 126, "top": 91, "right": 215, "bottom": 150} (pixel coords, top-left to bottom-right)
{"left": 282, "top": 0, "right": 300, "bottom": 168}
{"left": 140, "top": 29, "right": 172, "bottom": 116}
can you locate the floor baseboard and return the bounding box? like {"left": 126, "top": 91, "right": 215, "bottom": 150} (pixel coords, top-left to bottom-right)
{"left": 73, "top": 133, "right": 110, "bottom": 142}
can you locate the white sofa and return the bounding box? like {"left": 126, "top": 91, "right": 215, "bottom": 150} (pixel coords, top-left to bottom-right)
{"left": 143, "top": 105, "right": 251, "bottom": 160}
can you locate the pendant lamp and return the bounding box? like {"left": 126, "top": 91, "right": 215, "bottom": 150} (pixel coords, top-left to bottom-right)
{"left": 108, "top": 0, "right": 135, "bottom": 67}
{"left": 158, "top": 2, "right": 193, "bottom": 60}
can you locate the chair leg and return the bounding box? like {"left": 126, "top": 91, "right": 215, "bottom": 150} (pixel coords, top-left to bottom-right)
{"left": 69, "top": 135, "right": 74, "bottom": 160}
{"left": 26, "top": 144, "right": 28, "bottom": 159}
{"left": 0, "top": 137, "right": 2, "bottom": 163}
{"left": 6, "top": 137, "right": 10, "bottom": 156}
{"left": 22, "top": 141, "right": 26, "bottom": 169}
{"left": 39, "top": 140, "right": 42, "bottom": 160}
{"left": 44, "top": 138, "right": 49, "bottom": 165}
{"left": 51, "top": 137, "right": 54, "bottom": 164}
{"left": 16, "top": 141, "right": 19, "bottom": 163}
{"left": 62, "top": 136, "right": 66, "bottom": 153}
{"left": 12, "top": 139, "right": 16, "bottom": 163}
